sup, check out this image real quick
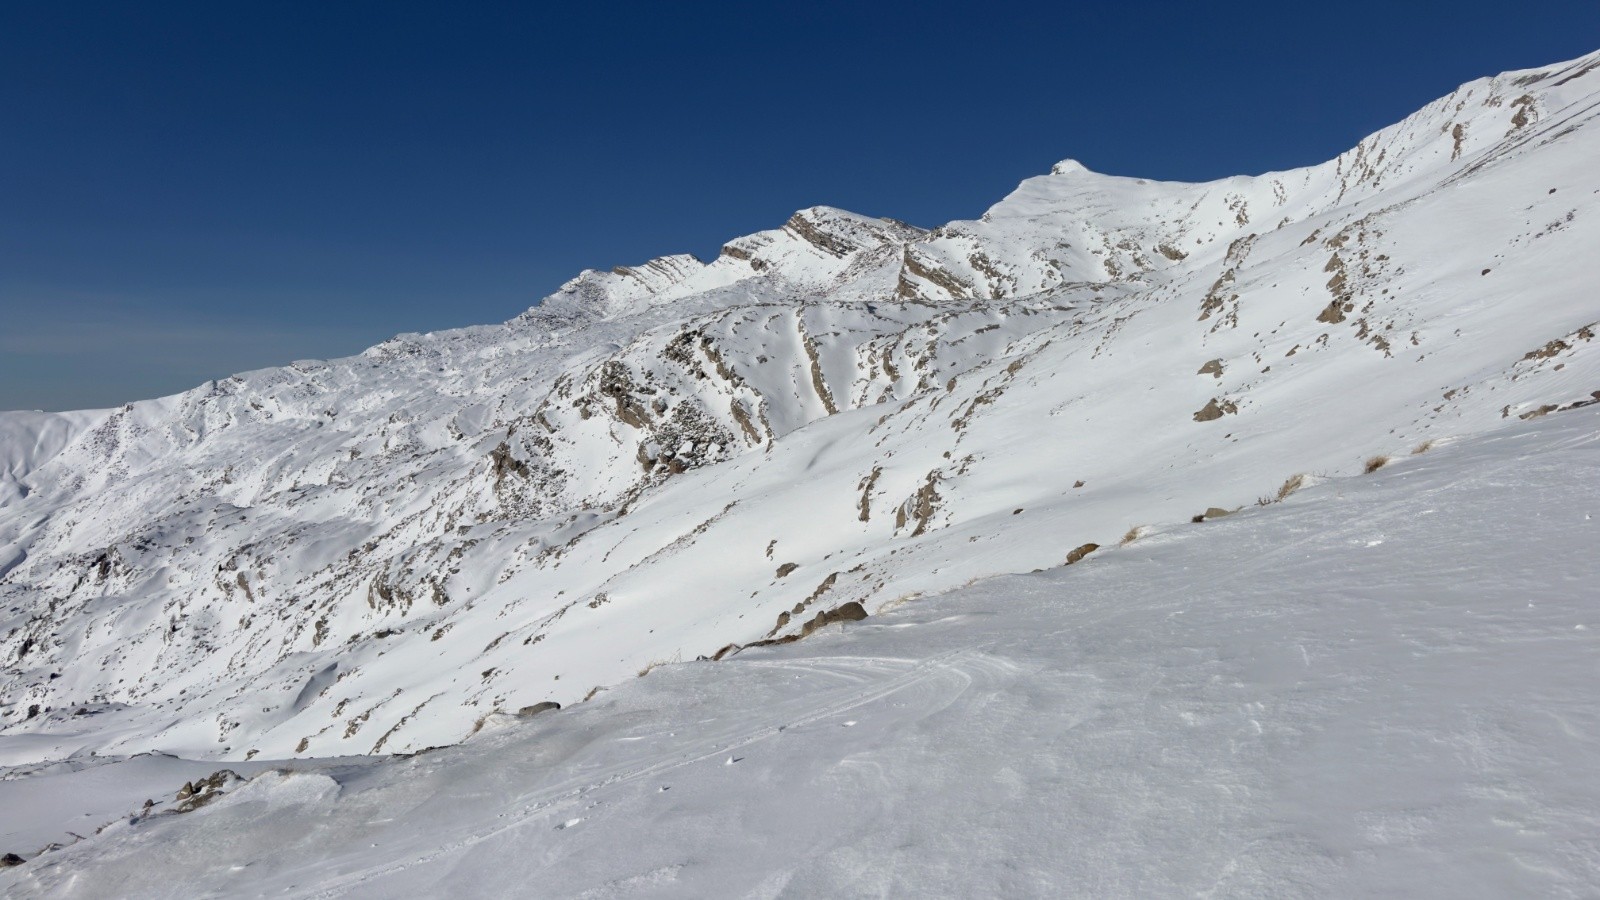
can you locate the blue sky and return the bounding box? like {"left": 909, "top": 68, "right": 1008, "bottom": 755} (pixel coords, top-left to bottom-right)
{"left": 3, "top": 1, "right": 1598, "bottom": 411}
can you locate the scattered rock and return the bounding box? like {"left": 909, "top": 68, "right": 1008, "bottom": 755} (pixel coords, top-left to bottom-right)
{"left": 895, "top": 472, "right": 944, "bottom": 536}
{"left": 772, "top": 610, "right": 791, "bottom": 633}
{"left": 175, "top": 770, "right": 242, "bottom": 812}
{"left": 1064, "top": 543, "right": 1100, "bottom": 565}
{"left": 2, "top": 853, "right": 25, "bottom": 867}
{"left": 1193, "top": 398, "right": 1238, "bottom": 422}
{"left": 797, "top": 601, "right": 869, "bottom": 638}
{"left": 775, "top": 562, "right": 799, "bottom": 578}
{"left": 1316, "top": 298, "right": 1351, "bottom": 324}
{"left": 516, "top": 702, "right": 561, "bottom": 718}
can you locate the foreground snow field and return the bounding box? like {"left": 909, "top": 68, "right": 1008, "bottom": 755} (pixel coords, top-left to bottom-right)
{"left": 4, "top": 407, "right": 1598, "bottom": 897}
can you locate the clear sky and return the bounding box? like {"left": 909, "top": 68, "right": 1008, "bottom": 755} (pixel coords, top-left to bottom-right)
{"left": 3, "top": 1, "right": 1597, "bottom": 411}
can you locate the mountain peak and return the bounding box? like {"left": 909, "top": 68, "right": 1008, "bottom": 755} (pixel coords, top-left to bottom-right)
{"left": 1049, "top": 158, "right": 1093, "bottom": 176}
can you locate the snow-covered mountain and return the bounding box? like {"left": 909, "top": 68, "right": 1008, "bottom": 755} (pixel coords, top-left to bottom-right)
{"left": 7, "top": 395, "right": 1598, "bottom": 898}
{"left": 2, "top": 47, "right": 1599, "bottom": 780}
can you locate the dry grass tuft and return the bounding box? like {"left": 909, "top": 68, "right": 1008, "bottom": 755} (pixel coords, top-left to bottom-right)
{"left": 636, "top": 650, "right": 681, "bottom": 678}
{"left": 874, "top": 592, "right": 922, "bottom": 615}
{"left": 1120, "top": 525, "right": 1146, "bottom": 545}
{"left": 1412, "top": 439, "right": 1435, "bottom": 455}
{"left": 1364, "top": 456, "right": 1391, "bottom": 474}
{"left": 1276, "top": 473, "right": 1309, "bottom": 501}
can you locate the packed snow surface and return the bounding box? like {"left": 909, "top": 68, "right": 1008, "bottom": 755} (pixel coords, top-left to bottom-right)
{"left": 1, "top": 48, "right": 1599, "bottom": 895}
{"left": 4, "top": 406, "right": 1598, "bottom": 897}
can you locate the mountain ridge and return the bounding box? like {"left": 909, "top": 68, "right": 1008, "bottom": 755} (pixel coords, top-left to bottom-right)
{"left": 2, "top": 49, "right": 1598, "bottom": 764}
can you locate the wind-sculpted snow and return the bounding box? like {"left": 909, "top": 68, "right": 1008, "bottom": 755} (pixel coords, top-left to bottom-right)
{"left": 2, "top": 51, "right": 1600, "bottom": 764}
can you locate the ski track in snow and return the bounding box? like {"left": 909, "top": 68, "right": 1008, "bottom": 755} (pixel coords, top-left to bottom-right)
{"left": 295, "top": 649, "right": 996, "bottom": 898}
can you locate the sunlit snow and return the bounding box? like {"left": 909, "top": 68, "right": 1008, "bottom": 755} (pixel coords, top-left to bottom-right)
{"left": 2, "top": 49, "right": 1599, "bottom": 897}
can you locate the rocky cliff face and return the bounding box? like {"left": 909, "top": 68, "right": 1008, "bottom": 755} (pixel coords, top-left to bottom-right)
{"left": 3, "top": 50, "right": 1598, "bottom": 763}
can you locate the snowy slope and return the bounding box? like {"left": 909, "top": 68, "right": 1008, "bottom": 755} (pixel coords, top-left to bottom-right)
{"left": 2, "top": 49, "right": 1599, "bottom": 771}
{"left": 4, "top": 402, "right": 1597, "bottom": 897}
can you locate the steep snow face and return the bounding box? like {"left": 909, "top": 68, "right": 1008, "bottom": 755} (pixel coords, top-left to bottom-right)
{"left": 2, "top": 51, "right": 1599, "bottom": 764}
